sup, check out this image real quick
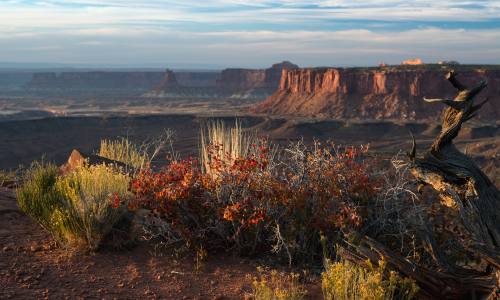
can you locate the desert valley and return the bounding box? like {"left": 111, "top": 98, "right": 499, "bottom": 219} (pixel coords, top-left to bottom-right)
{"left": 1, "top": 61, "right": 498, "bottom": 180}
{"left": 1, "top": 60, "right": 499, "bottom": 299}
{"left": 1, "top": 1, "right": 500, "bottom": 299}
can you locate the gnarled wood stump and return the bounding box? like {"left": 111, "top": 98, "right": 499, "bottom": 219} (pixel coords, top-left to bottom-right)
{"left": 410, "top": 71, "right": 499, "bottom": 252}
{"left": 342, "top": 71, "right": 499, "bottom": 299}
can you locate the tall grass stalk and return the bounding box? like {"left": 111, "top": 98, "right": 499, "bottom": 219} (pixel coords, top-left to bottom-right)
{"left": 200, "top": 120, "right": 256, "bottom": 176}
{"left": 99, "top": 138, "right": 149, "bottom": 169}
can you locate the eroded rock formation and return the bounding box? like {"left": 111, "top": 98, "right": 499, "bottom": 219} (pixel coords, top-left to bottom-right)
{"left": 254, "top": 67, "right": 500, "bottom": 120}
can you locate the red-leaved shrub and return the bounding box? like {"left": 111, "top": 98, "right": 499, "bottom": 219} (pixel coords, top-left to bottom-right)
{"left": 123, "top": 140, "right": 381, "bottom": 264}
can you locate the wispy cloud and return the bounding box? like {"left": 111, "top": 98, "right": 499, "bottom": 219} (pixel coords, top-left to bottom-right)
{"left": 0, "top": 0, "right": 499, "bottom": 67}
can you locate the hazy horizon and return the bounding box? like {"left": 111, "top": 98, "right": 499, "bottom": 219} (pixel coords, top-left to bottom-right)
{"left": 1, "top": 1, "right": 500, "bottom": 68}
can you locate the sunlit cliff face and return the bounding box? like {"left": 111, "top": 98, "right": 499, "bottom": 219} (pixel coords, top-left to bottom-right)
{"left": 256, "top": 68, "right": 500, "bottom": 120}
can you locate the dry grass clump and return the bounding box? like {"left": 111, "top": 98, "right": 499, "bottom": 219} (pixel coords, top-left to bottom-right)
{"left": 200, "top": 120, "right": 256, "bottom": 176}
{"left": 248, "top": 267, "right": 307, "bottom": 300}
{"left": 99, "top": 138, "right": 149, "bottom": 169}
{"left": 17, "top": 161, "right": 131, "bottom": 251}
{"left": 0, "top": 169, "right": 17, "bottom": 186}
{"left": 322, "top": 258, "right": 418, "bottom": 300}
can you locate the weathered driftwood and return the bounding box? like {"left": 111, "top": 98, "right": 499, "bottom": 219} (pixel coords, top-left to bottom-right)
{"left": 341, "top": 71, "right": 499, "bottom": 299}
{"left": 409, "top": 71, "right": 499, "bottom": 254}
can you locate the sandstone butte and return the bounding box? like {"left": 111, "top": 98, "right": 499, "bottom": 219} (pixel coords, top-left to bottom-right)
{"left": 253, "top": 67, "right": 500, "bottom": 121}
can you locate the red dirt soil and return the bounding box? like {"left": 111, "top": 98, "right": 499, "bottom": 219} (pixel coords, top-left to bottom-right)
{"left": 0, "top": 187, "right": 322, "bottom": 300}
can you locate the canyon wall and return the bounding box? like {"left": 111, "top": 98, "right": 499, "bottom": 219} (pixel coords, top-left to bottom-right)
{"left": 254, "top": 67, "right": 500, "bottom": 121}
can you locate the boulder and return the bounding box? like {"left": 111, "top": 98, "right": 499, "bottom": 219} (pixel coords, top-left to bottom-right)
{"left": 59, "top": 149, "right": 132, "bottom": 175}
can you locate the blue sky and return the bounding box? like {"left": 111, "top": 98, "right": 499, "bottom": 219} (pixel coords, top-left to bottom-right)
{"left": 0, "top": 0, "right": 499, "bottom": 68}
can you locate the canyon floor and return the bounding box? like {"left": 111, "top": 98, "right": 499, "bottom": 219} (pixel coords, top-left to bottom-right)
{"left": 0, "top": 187, "right": 323, "bottom": 300}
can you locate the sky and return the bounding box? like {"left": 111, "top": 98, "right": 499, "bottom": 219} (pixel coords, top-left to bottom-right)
{"left": 0, "top": 0, "right": 499, "bottom": 68}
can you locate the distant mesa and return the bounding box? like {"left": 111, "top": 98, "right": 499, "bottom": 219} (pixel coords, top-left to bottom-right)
{"left": 26, "top": 61, "right": 299, "bottom": 100}
{"left": 145, "top": 61, "right": 299, "bottom": 99}
{"left": 401, "top": 58, "right": 424, "bottom": 65}
{"left": 26, "top": 71, "right": 165, "bottom": 94}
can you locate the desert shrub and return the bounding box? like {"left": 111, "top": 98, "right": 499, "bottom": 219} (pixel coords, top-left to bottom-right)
{"left": 56, "top": 164, "right": 131, "bottom": 250}
{"left": 17, "top": 161, "right": 131, "bottom": 251}
{"left": 248, "top": 267, "right": 306, "bottom": 300}
{"left": 126, "top": 121, "right": 380, "bottom": 264}
{"left": 322, "top": 258, "right": 418, "bottom": 300}
{"left": 99, "top": 137, "right": 149, "bottom": 169}
{"left": 17, "top": 162, "right": 64, "bottom": 234}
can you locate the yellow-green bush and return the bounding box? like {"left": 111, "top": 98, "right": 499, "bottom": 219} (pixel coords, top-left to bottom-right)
{"left": 249, "top": 267, "right": 307, "bottom": 300}
{"left": 17, "top": 162, "right": 63, "bottom": 234}
{"left": 17, "top": 162, "right": 131, "bottom": 251}
{"left": 322, "top": 259, "right": 418, "bottom": 300}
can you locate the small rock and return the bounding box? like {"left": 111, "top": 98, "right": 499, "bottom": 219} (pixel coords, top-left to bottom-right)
{"left": 117, "top": 282, "right": 124, "bottom": 288}
{"left": 2, "top": 245, "right": 12, "bottom": 252}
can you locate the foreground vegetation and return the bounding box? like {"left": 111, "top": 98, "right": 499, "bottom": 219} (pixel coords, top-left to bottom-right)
{"left": 17, "top": 162, "right": 131, "bottom": 251}
{"left": 16, "top": 119, "right": 499, "bottom": 299}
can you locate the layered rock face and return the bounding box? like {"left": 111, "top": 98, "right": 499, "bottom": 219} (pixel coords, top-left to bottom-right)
{"left": 254, "top": 67, "right": 500, "bottom": 121}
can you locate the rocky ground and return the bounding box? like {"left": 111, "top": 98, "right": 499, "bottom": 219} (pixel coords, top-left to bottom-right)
{"left": 0, "top": 187, "right": 322, "bottom": 300}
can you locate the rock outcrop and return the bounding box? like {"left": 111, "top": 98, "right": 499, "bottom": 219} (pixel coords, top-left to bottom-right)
{"left": 59, "top": 149, "right": 131, "bottom": 175}
{"left": 147, "top": 61, "right": 298, "bottom": 99}
{"left": 254, "top": 67, "right": 500, "bottom": 121}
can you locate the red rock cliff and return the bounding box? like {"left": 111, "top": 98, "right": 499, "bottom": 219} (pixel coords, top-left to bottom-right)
{"left": 255, "top": 67, "right": 499, "bottom": 121}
